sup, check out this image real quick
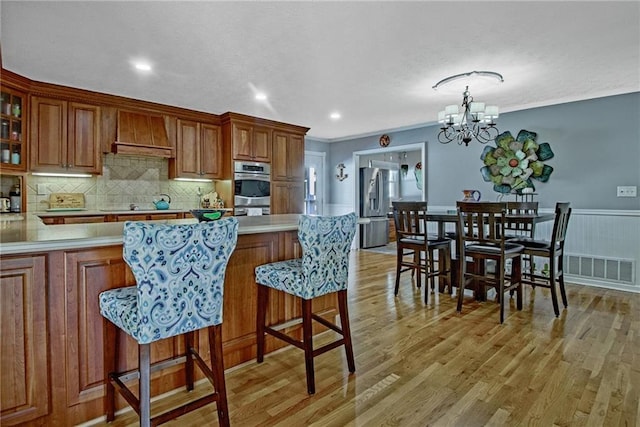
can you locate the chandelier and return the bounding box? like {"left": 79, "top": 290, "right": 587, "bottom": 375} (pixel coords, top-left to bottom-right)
{"left": 433, "top": 71, "right": 503, "bottom": 146}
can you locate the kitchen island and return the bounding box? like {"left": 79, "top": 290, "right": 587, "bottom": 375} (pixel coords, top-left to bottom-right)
{"left": 0, "top": 214, "right": 341, "bottom": 426}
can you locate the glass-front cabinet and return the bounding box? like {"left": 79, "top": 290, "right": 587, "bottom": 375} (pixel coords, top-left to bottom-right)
{"left": 0, "top": 87, "right": 26, "bottom": 171}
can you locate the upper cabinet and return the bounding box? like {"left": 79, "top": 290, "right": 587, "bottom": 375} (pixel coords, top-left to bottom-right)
{"left": 169, "top": 119, "right": 225, "bottom": 179}
{"left": 272, "top": 131, "right": 304, "bottom": 181}
{"left": 0, "top": 85, "right": 27, "bottom": 172}
{"left": 232, "top": 122, "right": 271, "bottom": 162}
{"left": 221, "top": 113, "right": 271, "bottom": 163}
{"left": 30, "top": 96, "right": 101, "bottom": 174}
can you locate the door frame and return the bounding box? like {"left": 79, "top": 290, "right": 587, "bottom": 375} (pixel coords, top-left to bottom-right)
{"left": 352, "top": 142, "right": 426, "bottom": 247}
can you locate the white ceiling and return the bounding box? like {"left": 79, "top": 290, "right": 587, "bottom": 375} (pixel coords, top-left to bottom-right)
{"left": 1, "top": 1, "right": 639, "bottom": 141}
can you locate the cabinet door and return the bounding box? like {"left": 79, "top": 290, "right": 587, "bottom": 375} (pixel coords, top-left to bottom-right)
{"left": 271, "top": 181, "right": 304, "bottom": 214}
{"left": 252, "top": 125, "right": 271, "bottom": 162}
{"left": 272, "top": 132, "right": 304, "bottom": 181}
{"left": 200, "top": 123, "right": 222, "bottom": 178}
{"left": 0, "top": 86, "right": 27, "bottom": 172}
{"left": 68, "top": 102, "right": 101, "bottom": 173}
{"left": 231, "top": 122, "right": 253, "bottom": 160}
{"left": 63, "top": 216, "right": 105, "bottom": 224}
{"left": 1, "top": 255, "right": 49, "bottom": 425}
{"left": 176, "top": 119, "right": 200, "bottom": 177}
{"left": 30, "top": 96, "right": 67, "bottom": 171}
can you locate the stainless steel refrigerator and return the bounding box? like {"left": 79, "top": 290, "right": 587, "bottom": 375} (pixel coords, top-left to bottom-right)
{"left": 359, "top": 167, "right": 390, "bottom": 248}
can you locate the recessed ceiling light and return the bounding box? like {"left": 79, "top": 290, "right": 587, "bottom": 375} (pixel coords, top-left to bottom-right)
{"left": 255, "top": 92, "right": 267, "bottom": 101}
{"left": 134, "top": 62, "right": 152, "bottom": 72}
{"left": 330, "top": 112, "right": 341, "bottom": 120}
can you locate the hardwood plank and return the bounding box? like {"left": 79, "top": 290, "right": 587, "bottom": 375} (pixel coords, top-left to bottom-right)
{"left": 88, "top": 250, "right": 640, "bottom": 427}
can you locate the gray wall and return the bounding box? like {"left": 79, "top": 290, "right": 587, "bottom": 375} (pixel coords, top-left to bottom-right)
{"left": 321, "top": 92, "right": 640, "bottom": 210}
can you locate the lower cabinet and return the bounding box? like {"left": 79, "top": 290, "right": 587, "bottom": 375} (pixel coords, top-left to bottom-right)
{"left": 0, "top": 255, "right": 49, "bottom": 426}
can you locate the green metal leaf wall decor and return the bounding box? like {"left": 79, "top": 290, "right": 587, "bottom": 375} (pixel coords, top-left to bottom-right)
{"left": 480, "top": 129, "right": 554, "bottom": 194}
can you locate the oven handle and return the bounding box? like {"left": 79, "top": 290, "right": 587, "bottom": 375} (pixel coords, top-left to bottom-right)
{"left": 234, "top": 172, "right": 270, "bottom": 181}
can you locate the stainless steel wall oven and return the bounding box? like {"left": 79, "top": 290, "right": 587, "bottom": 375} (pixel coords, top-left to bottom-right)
{"left": 233, "top": 161, "right": 271, "bottom": 215}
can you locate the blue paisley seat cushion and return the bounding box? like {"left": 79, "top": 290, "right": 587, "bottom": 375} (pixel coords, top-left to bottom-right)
{"left": 100, "top": 286, "right": 140, "bottom": 340}
{"left": 255, "top": 259, "right": 306, "bottom": 298}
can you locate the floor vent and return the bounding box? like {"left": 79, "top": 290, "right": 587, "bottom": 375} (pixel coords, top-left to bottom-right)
{"left": 566, "top": 254, "right": 635, "bottom": 284}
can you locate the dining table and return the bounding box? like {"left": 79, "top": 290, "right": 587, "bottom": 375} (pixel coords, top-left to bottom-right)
{"left": 425, "top": 209, "right": 555, "bottom": 238}
{"left": 423, "top": 209, "right": 556, "bottom": 296}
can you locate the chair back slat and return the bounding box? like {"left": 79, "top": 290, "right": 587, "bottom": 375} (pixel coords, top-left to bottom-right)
{"left": 122, "top": 218, "right": 238, "bottom": 343}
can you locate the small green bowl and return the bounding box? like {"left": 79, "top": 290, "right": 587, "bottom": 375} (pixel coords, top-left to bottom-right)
{"left": 190, "top": 209, "right": 226, "bottom": 222}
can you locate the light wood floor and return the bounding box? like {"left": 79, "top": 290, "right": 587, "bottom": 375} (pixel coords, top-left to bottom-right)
{"left": 90, "top": 250, "right": 640, "bottom": 426}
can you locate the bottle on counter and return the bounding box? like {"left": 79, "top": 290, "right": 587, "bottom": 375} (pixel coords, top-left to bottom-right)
{"left": 9, "top": 182, "right": 21, "bottom": 213}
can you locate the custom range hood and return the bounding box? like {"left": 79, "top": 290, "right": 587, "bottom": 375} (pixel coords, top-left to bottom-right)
{"left": 111, "top": 110, "right": 175, "bottom": 158}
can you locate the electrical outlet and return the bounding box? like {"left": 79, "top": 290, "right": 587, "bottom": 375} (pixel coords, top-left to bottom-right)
{"left": 616, "top": 186, "right": 637, "bottom": 197}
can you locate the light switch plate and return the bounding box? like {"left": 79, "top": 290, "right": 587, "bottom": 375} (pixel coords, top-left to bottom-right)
{"left": 617, "top": 186, "right": 637, "bottom": 197}
{"left": 37, "top": 184, "right": 48, "bottom": 195}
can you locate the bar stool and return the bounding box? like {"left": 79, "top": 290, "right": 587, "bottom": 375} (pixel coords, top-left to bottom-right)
{"left": 510, "top": 202, "right": 572, "bottom": 316}
{"left": 392, "top": 201, "right": 453, "bottom": 299}
{"left": 255, "top": 213, "right": 357, "bottom": 394}
{"left": 456, "top": 202, "right": 524, "bottom": 323}
{"left": 99, "top": 218, "right": 238, "bottom": 427}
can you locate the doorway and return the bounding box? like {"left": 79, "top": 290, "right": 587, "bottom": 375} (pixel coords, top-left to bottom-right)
{"left": 352, "top": 142, "right": 426, "bottom": 248}
{"left": 304, "top": 151, "right": 326, "bottom": 215}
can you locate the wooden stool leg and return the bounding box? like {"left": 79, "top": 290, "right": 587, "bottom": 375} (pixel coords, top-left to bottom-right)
{"left": 549, "top": 256, "right": 560, "bottom": 317}
{"left": 185, "top": 331, "right": 195, "bottom": 391}
{"left": 558, "top": 253, "right": 568, "bottom": 308}
{"left": 209, "top": 324, "right": 230, "bottom": 427}
{"left": 301, "top": 298, "right": 315, "bottom": 394}
{"left": 256, "top": 284, "right": 268, "bottom": 363}
{"left": 513, "top": 256, "right": 523, "bottom": 310}
{"left": 394, "top": 246, "right": 402, "bottom": 295}
{"left": 103, "top": 318, "right": 117, "bottom": 422}
{"left": 139, "top": 344, "right": 151, "bottom": 427}
{"left": 337, "top": 290, "right": 355, "bottom": 373}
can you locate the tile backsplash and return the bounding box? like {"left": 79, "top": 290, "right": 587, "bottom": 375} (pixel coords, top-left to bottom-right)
{"left": 25, "top": 154, "right": 217, "bottom": 212}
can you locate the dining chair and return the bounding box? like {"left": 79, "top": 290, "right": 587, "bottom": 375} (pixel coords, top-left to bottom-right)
{"left": 99, "top": 218, "right": 238, "bottom": 427}
{"left": 255, "top": 213, "right": 357, "bottom": 395}
{"left": 456, "top": 202, "right": 525, "bottom": 323}
{"left": 392, "top": 201, "right": 453, "bottom": 299}
{"left": 505, "top": 201, "right": 539, "bottom": 239}
{"left": 509, "top": 202, "right": 572, "bottom": 317}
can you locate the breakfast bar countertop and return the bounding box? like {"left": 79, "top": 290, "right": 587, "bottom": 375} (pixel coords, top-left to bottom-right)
{"left": 0, "top": 214, "right": 308, "bottom": 256}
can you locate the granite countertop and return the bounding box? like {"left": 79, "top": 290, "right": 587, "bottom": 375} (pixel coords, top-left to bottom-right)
{"left": 0, "top": 213, "right": 303, "bottom": 256}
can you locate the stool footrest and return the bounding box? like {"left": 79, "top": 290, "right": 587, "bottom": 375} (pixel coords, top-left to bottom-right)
{"left": 107, "top": 346, "right": 224, "bottom": 426}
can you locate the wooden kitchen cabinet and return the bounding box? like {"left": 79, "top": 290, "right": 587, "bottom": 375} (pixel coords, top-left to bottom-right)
{"left": 271, "top": 181, "right": 304, "bottom": 214}
{"left": 231, "top": 121, "right": 271, "bottom": 162}
{"left": 169, "top": 119, "right": 223, "bottom": 179}
{"left": 38, "top": 212, "right": 186, "bottom": 224}
{"left": 0, "top": 85, "right": 27, "bottom": 172}
{"left": 30, "top": 96, "right": 101, "bottom": 174}
{"left": 221, "top": 114, "right": 272, "bottom": 163}
{"left": 0, "top": 255, "right": 50, "bottom": 426}
{"left": 272, "top": 131, "right": 304, "bottom": 181}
